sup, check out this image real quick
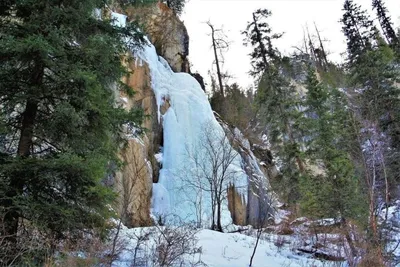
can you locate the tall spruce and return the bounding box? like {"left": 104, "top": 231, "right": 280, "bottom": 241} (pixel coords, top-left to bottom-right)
{"left": 242, "top": 9, "right": 282, "bottom": 77}
{"left": 341, "top": 0, "right": 400, "bottom": 258}
{"left": 244, "top": 9, "right": 305, "bottom": 203}
{"left": 341, "top": 0, "right": 376, "bottom": 65}
{"left": 300, "top": 68, "right": 366, "bottom": 259}
{"left": 300, "top": 67, "right": 364, "bottom": 223}
{"left": 257, "top": 65, "right": 305, "bottom": 203}
{"left": 0, "top": 0, "right": 144, "bottom": 263}
{"left": 372, "top": 0, "right": 398, "bottom": 47}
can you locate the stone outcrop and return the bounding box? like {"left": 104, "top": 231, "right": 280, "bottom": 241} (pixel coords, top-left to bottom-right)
{"left": 124, "top": 2, "right": 190, "bottom": 73}
{"left": 215, "top": 113, "right": 277, "bottom": 227}
{"left": 121, "top": 55, "right": 163, "bottom": 181}
{"left": 227, "top": 184, "right": 247, "bottom": 226}
{"left": 116, "top": 55, "right": 163, "bottom": 227}
{"left": 115, "top": 138, "right": 153, "bottom": 227}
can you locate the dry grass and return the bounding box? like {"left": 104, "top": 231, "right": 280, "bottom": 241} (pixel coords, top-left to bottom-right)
{"left": 358, "top": 248, "right": 385, "bottom": 267}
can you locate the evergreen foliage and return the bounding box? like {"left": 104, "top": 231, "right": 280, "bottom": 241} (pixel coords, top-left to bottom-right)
{"left": 242, "top": 9, "right": 283, "bottom": 76}
{"left": 345, "top": 22, "right": 400, "bottom": 184}
{"left": 243, "top": 9, "right": 306, "bottom": 203}
{"left": 299, "top": 68, "right": 365, "bottom": 221}
{"left": 210, "top": 83, "right": 255, "bottom": 133}
{"left": 257, "top": 64, "right": 305, "bottom": 203}
{"left": 372, "top": 0, "right": 399, "bottom": 47}
{"left": 340, "top": 0, "right": 400, "bottom": 257}
{"left": 0, "top": 0, "right": 144, "bottom": 263}
{"left": 340, "top": 0, "right": 376, "bottom": 65}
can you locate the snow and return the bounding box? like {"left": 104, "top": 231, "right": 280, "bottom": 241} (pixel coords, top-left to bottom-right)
{"left": 379, "top": 200, "right": 400, "bottom": 258}
{"left": 196, "top": 230, "right": 319, "bottom": 267}
{"left": 111, "top": 12, "right": 127, "bottom": 27}
{"left": 113, "top": 224, "right": 328, "bottom": 267}
{"left": 134, "top": 37, "right": 248, "bottom": 226}
{"left": 154, "top": 151, "right": 163, "bottom": 164}
{"left": 93, "top": 8, "right": 102, "bottom": 20}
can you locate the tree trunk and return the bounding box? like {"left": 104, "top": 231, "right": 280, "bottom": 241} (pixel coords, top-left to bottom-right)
{"left": 208, "top": 23, "right": 224, "bottom": 96}
{"left": 216, "top": 200, "right": 222, "bottom": 232}
{"left": 314, "top": 23, "right": 329, "bottom": 70}
{"left": 252, "top": 12, "right": 269, "bottom": 70}
{"left": 3, "top": 60, "right": 42, "bottom": 241}
{"left": 249, "top": 228, "right": 262, "bottom": 266}
{"left": 4, "top": 100, "right": 38, "bottom": 240}
{"left": 285, "top": 113, "right": 305, "bottom": 173}
{"left": 341, "top": 217, "right": 357, "bottom": 260}
{"left": 210, "top": 193, "right": 216, "bottom": 230}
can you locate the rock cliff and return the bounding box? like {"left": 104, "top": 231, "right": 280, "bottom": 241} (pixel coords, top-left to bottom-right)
{"left": 124, "top": 2, "right": 190, "bottom": 73}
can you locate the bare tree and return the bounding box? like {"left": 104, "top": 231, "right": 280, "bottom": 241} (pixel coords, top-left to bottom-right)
{"left": 109, "top": 140, "right": 152, "bottom": 265}
{"left": 313, "top": 22, "right": 329, "bottom": 69}
{"left": 249, "top": 182, "right": 275, "bottom": 266}
{"left": 183, "top": 121, "right": 240, "bottom": 232}
{"left": 151, "top": 224, "right": 203, "bottom": 267}
{"left": 206, "top": 21, "right": 229, "bottom": 96}
{"left": 116, "top": 139, "right": 152, "bottom": 227}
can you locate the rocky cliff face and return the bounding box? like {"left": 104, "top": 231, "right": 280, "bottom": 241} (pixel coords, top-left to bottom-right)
{"left": 115, "top": 58, "right": 157, "bottom": 227}
{"left": 215, "top": 113, "right": 276, "bottom": 226}
{"left": 124, "top": 2, "right": 190, "bottom": 73}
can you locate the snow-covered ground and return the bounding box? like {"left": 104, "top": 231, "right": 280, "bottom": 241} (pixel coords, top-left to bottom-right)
{"left": 113, "top": 224, "right": 336, "bottom": 267}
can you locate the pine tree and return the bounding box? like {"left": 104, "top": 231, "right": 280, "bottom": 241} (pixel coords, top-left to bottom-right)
{"left": 210, "top": 83, "right": 255, "bottom": 132}
{"left": 242, "top": 9, "right": 283, "bottom": 76}
{"left": 341, "top": 0, "right": 376, "bottom": 65}
{"left": 243, "top": 9, "right": 305, "bottom": 203}
{"left": 257, "top": 65, "right": 305, "bottom": 203}
{"left": 372, "top": 0, "right": 399, "bottom": 47}
{"left": 300, "top": 68, "right": 364, "bottom": 220}
{"left": 341, "top": 2, "right": 400, "bottom": 258}
{"left": 0, "top": 0, "right": 144, "bottom": 263}
{"left": 299, "top": 67, "right": 367, "bottom": 258}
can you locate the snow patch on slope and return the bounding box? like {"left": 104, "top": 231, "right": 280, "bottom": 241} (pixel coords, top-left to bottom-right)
{"left": 113, "top": 224, "right": 327, "bottom": 267}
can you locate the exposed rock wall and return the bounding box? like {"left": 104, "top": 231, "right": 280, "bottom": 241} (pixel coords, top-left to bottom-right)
{"left": 116, "top": 56, "right": 162, "bottom": 227}
{"left": 115, "top": 138, "right": 153, "bottom": 227}
{"left": 121, "top": 56, "right": 163, "bottom": 179}
{"left": 227, "top": 184, "right": 247, "bottom": 226}
{"left": 124, "top": 2, "right": 190, "bottom": 73}
{"left": 215, "top": 113, "right": 277, "bottom": 226}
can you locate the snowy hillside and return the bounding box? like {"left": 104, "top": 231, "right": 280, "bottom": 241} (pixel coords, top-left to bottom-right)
{"left": 113, "top": 224, "right": 328, "bottom": 267}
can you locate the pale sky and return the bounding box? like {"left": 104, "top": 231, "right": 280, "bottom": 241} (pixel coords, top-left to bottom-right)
{"left": 181, "top": 0, "right": 400, "bottom": 89}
